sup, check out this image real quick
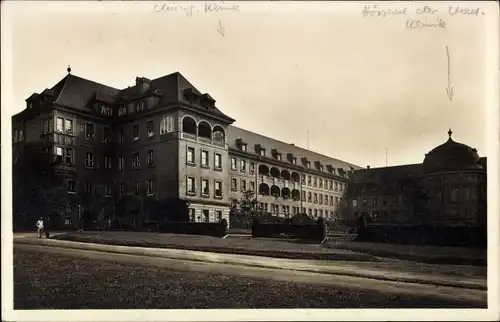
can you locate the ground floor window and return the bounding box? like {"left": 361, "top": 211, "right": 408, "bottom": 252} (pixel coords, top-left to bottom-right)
{"left": 216, "top": 210, "right": 223, "bottom": 222}
{"left": 189, "top": 208, "right": 195, "bottom": 222}
{"left": 203, "top": 209, "right": 210, "bottom": 222}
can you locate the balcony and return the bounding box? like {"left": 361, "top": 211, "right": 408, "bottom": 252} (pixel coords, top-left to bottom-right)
{"left": 181, "top": 132, "right": 227, "bottom": 148}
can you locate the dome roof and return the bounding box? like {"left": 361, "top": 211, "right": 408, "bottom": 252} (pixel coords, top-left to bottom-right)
{"left": 423, "top": 129, "right": 484, "bottom": 174}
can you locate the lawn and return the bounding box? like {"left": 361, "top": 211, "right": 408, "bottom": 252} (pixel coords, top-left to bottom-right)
{"left": 14, "top": 248, "right": 483, "bottom": 309}
{"left": 52, "top": 231, "right": 486, "bottom": 265}
{"left": 52, "top": 231, "right": 381, "bottom": 262}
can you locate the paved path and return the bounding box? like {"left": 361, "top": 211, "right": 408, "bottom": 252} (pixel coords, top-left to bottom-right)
{"left": 13, "top": 236, "right": 486, "bottom": 291}
{"left": 14, "top": 242, "right": 487, "bottom": 306}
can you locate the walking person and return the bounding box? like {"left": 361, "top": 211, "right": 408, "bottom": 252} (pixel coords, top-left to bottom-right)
{"left": 36, "top": 217, "right": 44, "bottom": 238}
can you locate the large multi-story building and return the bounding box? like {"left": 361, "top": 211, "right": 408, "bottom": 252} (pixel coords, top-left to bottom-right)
{"left": 345, "top": 129, "right": 487, "bottom": 228}
{"left": 11, "top": 69, "right": 361, "bottom": 227}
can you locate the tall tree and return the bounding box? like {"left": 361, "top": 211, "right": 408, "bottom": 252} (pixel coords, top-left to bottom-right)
{"left": 12, "top": 141, "right": 70, "bottom": 230}
{"left": 236, "top": 189, "right": 258, "bottom": 216}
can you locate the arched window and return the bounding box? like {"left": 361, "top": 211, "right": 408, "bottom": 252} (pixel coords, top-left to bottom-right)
{"left": 160, "top": 116, "right": 174, "bottom": 135}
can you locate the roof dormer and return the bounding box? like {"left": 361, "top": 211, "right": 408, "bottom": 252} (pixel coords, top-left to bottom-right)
{"left": 314, "top": 161, "right": 323, "bottom": 171}
{"left": 201, "top": 93, "right": 216, "bottom": 109}
{"left": 287, "top": 153, "right": 297, "bottom": 164}
{"left": 236, "top": 138, "right": 247, "bottom": 151}
{"left": 26, "top": 93, "right": 40, "bottom": 109}
{"left": 255, "top": 144, "right": 266, "bottom": 157}
{"left": 301, "top": 157, "right": 311, "bottom": 168}
{"left": 271, "top": 149, "right": 282, "bottom": 161}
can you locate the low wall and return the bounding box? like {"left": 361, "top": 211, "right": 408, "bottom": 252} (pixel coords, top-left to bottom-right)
{"left": 356, "top": 224, "right": 487, "bottom": 248}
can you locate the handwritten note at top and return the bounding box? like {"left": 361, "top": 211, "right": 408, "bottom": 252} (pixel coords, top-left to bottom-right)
{"left": 153, "top": 1, "right": 240, "bottom": 17}
{"left": 362, "top": 4, "right": 486, "bottom": 29}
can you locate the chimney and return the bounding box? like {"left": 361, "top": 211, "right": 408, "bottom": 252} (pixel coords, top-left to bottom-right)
{"left": 367, "top": 165, "right": 370, "bottom": 169}
{"left": 135, "top": 77, "right": 151, "bottom": 94}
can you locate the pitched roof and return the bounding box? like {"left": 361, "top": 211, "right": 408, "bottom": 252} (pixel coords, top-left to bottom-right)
{"left": 52, "top": 74, "right": 121, "bottom": 111}
{"left": 227, "top": 125, "right": 362, "bottom": 172}
{"left": 350, "top": 164, "right": 424, "bottom": 183}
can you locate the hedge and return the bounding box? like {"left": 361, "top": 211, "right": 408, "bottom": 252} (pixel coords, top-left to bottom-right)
{"left": 105, "top": 219, "right": 229, "bottom": 238}
{"left": 252, "top": 217, "right": 328, "bottom": 243}
{"left": 356, "top": 224, "right": 486, "bottom": 248}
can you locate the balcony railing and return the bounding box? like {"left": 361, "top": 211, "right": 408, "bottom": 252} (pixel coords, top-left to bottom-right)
{"left": 181, "top": 132, "right": 227, "bottom": 148}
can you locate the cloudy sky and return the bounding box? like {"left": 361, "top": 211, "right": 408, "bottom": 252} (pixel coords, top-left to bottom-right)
{"left": 4, "top": 1, "right": 497, "bottom": 167}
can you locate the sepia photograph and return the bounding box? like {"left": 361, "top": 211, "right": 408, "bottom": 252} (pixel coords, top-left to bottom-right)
{"left": 1, "top": 1, "right": 499, "bottom": 321}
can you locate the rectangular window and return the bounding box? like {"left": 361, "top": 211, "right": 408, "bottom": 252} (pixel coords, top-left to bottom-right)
{"left": 335, "top": 196, "right": 339, "bottom": 206}
{"left": 187, "top": 147, "right": 195, "bottom": 164}
{"left": 189, "top": 208, "right": 196, "bottom": 222}
{"left": 307, "top": 176, "right": 312, "bottom": 186}
{"left": 215, "top": 153, "right": 222, "bottom": 169}
{"left": 314, "top": 193, "right": 318, "bottom": 204}
{"left": 319, "top": 178, "right": 323, "bottom": 188}
{"left": 276, "top": 153, "right": 282, "bottom": 161}
{"left": 85, "top": 182, "right": 93, "bottom": 194}
{"left": 65, "top": 119, "right": 73, "bottom": 134}
{"left": 147, "top": 179, "right": 154, "bottom": 196}
{"left": 203, "top": 210, "right": 210, "bottom": 223}
{"left": 132, "top": 124, "right": 140, "bottom": 141}
{"left": 134, "top": 181, "right": 140, "bottom": 195}
{"left": 187, "top": 177, "right": 195, "bottom": 194}
{"left": 302, "top": 191, "right": 306, "bottom": 201}
{"left": 240, "top": 160, "right": 246, "bottom": 172}
{"left": 352, "top": 199, "right": 358, "bottom": 207}
{"left": 383, "top": 196, "right": 388, "bottom": 206}
{"left": 67, "top": 180, "right": 77, "bottom": 194}
{"left": 314, "top": 209, "right": 318, "bottom": 217}
{"left": 215, "top": 181, "right": 222, "bottom": 198}
{"left": 216, "top": 210, "right": 223, "bottom": 222}
{"left": 147, "top": 150, "right": 154, "bottom": 166}
{"left": 334, "top": 182, "right": 338, "bottom": 191}
{"left": 249, "top": 162, "right": 255, "bottom": 174}
{"left": 132, "top": 152, "right": 140, "bottom": 168}
{"left": 85, "top": 152, "right": 94, "bottom": 169}
{"left": 231, "top": 178, "right": 237, "bottom": 191}
{"left": 308, "top": 209, "right": 312, "bottom": 216}
{"left": 393, "top": 196, "right": 398, "bottom": 205}
{"left": 103, "top": 127, "right": 110, "bottom": 143}
{"left": 201, "top": 150, "right": 209, "bottom": 167}
{"left": 118, "top": 156, "right": 124, "bottom": 171}
{"left": 65, "top": 148, "right": 73, "bottom": 165}
{"left": 201, "top": 179, "right": 209, "bottom": 196}
{"left": 135, "top": 101, "right": 144, "bottom": 112}
{"left": 339, "top": 184, "right": 343, "bottom": 192}
{"left": 249, "top": 181, "right": 255, "bottom": 191}
{"left": 313, "top": 177, "right": 317, "bottom": 187}
{"left": 241, "top": 179, "right": 247, "bottom": 192}
{"left": 308, "top": 192, "right": 312, "bottom": 203}
{"left": 147, "top": 120, "right": 154, "bottom": 137}
{"left": 260, "top": 149, "right": 266, "bottom": 157}
{"left": 104, "top": 156, "right": 112, "bottom": 170}
{"left": 119, "top": 183, "right": 125, "bottom": 197}
{"left": 118, "top": 127, "right": 124, "bottom": 144}
{"left": 56, "top": 117, "right": 64, "bottom": 132}
{"left": 329, "top": 180, "right": 333, "bottom": 190}
{"left": 241, "top": 143, "right": 247, "bottom": 151}
{"left": 231, "top": 157, "right": 237, "bottom": 170}
{"left": 42, "top": 120, "right": 48, "bottom": 134}
{"left": 329, "top": 196, "right": 333, "bottom": 206}
{"left": 319, "top": 194, "right": 323, "bottom": 205}
{"left": 85, "top": 123, "right": 95, "bottom": 140}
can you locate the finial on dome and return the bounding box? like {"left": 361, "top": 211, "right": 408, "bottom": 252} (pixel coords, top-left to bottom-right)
{"left": 448, "top": 128, "right": 453, "bottom": 139}
{"left": 67, "top": 65, "right": 71, "bottom": 74}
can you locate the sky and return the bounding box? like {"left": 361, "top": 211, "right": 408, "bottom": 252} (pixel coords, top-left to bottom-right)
{"left": 4, "top": 1, "right": 497, "bottom": 168}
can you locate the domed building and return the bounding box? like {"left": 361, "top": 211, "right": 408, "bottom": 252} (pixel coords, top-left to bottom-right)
{"left": 346, "top": 129, "right": 487, "bottom": 229}
{"left": 420, "top": 129, "right": 487, "bottom": 227}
